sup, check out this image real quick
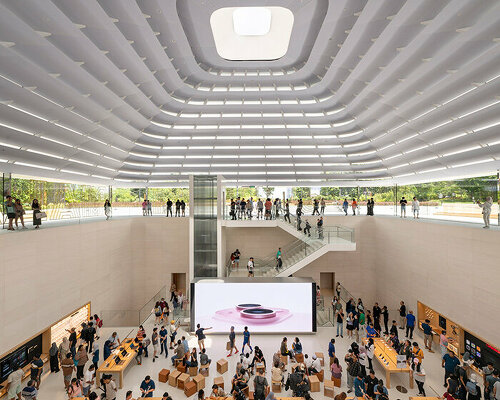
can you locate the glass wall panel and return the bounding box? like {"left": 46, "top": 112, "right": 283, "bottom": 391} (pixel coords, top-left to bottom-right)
{"left": 192, "top": 176, "right": 217, "bottom": 277}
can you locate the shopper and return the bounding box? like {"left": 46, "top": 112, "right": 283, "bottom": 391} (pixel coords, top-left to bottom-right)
{"left": 228, "top": 326, "right": 239, "bottom": 356}
{"left": 412, "top": 197, "right": 420, "bottom": 219}
{"left": 320, "top": 198, "right": 326, "bottom": 214}
{"left": 195, "top": 324, "right": 212, "bottom": 351}
{"left": 75, "top": 345, "right": 88, "bottom": 379}
{"left": 14, "top": 198, "right": 26, "bottom": 229}
{"left": 381, "top": 306, "right": 389, "bottom": 335}
{"left": 49, "top": 342, "right": 59, "bottom": 373}
{"left": 398, "top": 301, "right": 406, "bottom": 330}
{"left": 253, "top": 368, "right": 269, "bottom": 400}
{"left": 30, "top": 354, "right": 43, "bottom": 389}
{"left": 6, "top": 363, "right": 23, "bottom": 399}
{"left": 67, "top": 378, "right": 82, "bottom": 398}
{"left": 61, "top": 353, "right": 75, "bottom": 390}
{"left": 181, "top": 200, "right": 186, "bottom": 216}
{"left": 31, "top": 199, "right": 42, "bottom": 229}
{"left": 241, "top": 326, "right": 253, "bottom": 354}
{"left": 91, "top": 341, "right": 99, "bottom": 370}
{"left": 421, "top": 319, "right": 434, "bottom": 352}
{"left": 367, "top": 198, "right": 374, "bottom": 216}
{"left": 351, "top": 199, "right": 357, "bottom": 216}
{"left": 477, "top": 196, "right": 493, "bottom": 228}
{"left": 442, "top": 349, "right": 461, "bottom": 386}
{"left": 342, "top": 199, "right": 348, "bottom": 216}
{"left": 166, "top": 199, "right": 173, "bottom": 217}
{"left": 336, "top": 308, "right": 344, "bottom": 338}
{"left": 284, "top": 200, "right": 291, "bottom": 223}
{"left": 4, "top": 195, "right": 16, "bottom": 230}
{"left": 175, "top": 200, "right": 181, "bottom": 217}
{"left": 406, "top": 310, "right": 416, "bottom": 339}
{"left": 247, "top": 257, "right": 255, "bottom": 277}
{"left": 20, "top": 380, "right": 37, "bottom": 400}
{"left": 400, "top": 197, "right": 407, "bottom": 218}
{"left": 82, "top": 365, "right": 95, "bottom": 396}
{"left": 312, "top": 199, "right": 320, "bottom": 215}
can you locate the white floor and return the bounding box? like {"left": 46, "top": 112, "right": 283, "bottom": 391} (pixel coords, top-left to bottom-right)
{"left": 35, "top": 313, "right": 452, "bottom": 400}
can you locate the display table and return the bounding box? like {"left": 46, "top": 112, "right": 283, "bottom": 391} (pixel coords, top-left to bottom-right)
{"left": 96, "top": 338, "right": 138, "bottom": 389}
{"left": 363, "top": 337, "right": 413, "bottom": 389}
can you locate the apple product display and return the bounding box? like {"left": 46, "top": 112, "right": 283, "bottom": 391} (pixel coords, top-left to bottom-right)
{"left": 192, "top": 279, "right": 315, "bottom": 333}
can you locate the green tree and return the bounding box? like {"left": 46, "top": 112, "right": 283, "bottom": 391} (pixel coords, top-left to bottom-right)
{"left": 262, "top": 186, "right": 275, "bottom": 198}
{"left": 292, "top": 187, "right": 311, "bottom": 200}
{"left": 225, "top": 187, "right": 257, "bottom": 200}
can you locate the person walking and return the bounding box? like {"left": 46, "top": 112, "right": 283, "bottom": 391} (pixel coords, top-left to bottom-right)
{"left": 195, "top": 324, "right": 212, "bottom": 351}
{"left": 75, "top": 345, "right": 88, "bottom": 379}
{"left": 400, "top": 197, "right": 408, "bottom": 218}
{"left": 342, "top": 199, "right": 349, "bottom": 216}
{"left": 421, "top": 319, "right": 435, "bottom": 352}
{"left": 227, "top": 326, "right": 239, "bottom": 357}
{"left": 241, "top": 326, "right": 253, "bottom": 354}
{"left": 284, "top": 200, "right": 291, "bottom": 223}
{"left": 147, "top": 200, "right": 152, "bottom": 216}
{"left": 247, "top": 257, "right": 255, "bottom": 278}
{"left": 317, "top": 217, "right": 324, "bottom": 239}
{"left": 104, "top": 199, "right": 112, "bottom": 220}
{"left": 312, "top": 199, "right": 320, "bottom": 215}
{"left": 477, "top": 196, "right": 493, "bottom": 228}
{"left": 257, "top": 198, "right": 263, "bottom": 219}
{"left": 412, "top": 197, "right": 420, "bottom": 219}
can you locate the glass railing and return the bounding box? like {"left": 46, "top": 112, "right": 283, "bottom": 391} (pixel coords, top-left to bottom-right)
{"left": 101, "top": 286, "right": 167, "bottom": 327}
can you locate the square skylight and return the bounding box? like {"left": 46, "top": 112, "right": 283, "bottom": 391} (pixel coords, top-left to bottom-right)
{"left": 210, "top": 7, "right": 294, "bottom": 61}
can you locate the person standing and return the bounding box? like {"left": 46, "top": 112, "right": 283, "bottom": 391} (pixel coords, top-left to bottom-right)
{"left": 6, "top": 363, "right": 23, "bottom": 400}
{"left": 247, "top": 197, "right": 253, "bottom": 219}
{"left": 442, "top": 350, "right": 461, "bottom": 386}
{"left": 367, "top": 198, "right": 374, "bottom": 216}
{"left": 227, "top": 326, "right": 239, "bottom": 357}
{"left": 75, "top": 345, "right": 88, "bottom": 379}
{"left": 412, "top": 359, "right": 426, "bottom": 396}
{"left": 351, "top": 199, "right": 357, "bottom": 216}
{"left": 320, "top": 198, "right": 326, "bottom": 214}
{"left": 412, "top": 197, "right": 420, "bottom": 219}
{"left": 31, "top": 199, "right": 42, "bottom": 229}
{"left": 91, "top": 341, "right": 99, "bottom": 371}
{"left": 195, "top": 324, "right": 212, "bottom": 351}
{"left": 140, "top": 375, "right": 155, "bottom": 397}
{"left": 317, "top": 216, "right": 324, "bottom": 239}
{"left": 175, "top": 200, "right": 181, "bottom": 217}
{"left": 14, "top": 198, "right": 26, "bottom": 229}
{"left": 147, "top": 200, "right": 152, "bottom": 216}
{"left": 49, "top": 342, "right": 59, "bottom": 373}
{"left": 372, "top": 303, "right": 382, "bottom": 334}
{"left": 398, "top": 301, "right": 406, "bottom": 330}
{"left": 275, "top": 248, "right": 282, "bottom": 271}
{"left": 257, "top": 198, "right": 264, "bottom": 219}
{"left": 440, "top": 330, "right": 449, "bottom": 356}
{"left": 142, "top": 199, "right": 147, "bottom": 216}
{"left": 166, "top": 199, "right": 173, "bottom": 217}
{"left": 253, "top": 368, "right": 269, "bottom": 400}
{"left": 345, "top": 353, "right": 361, "bottom": 394}
{"left": 336, "top": 308, "right": 344, "bottom": 338}
{"left": 20, "top": 379, "right": 37, "bottom": 400}
{"left": 61, "top": 353, "right": 75, "bottom": 390}
{"left": 181, "top": 200, "right": 186, "bottom": 216}
{"left": 400, "top": 197, "right": 408, "bottom": 218}
{"left": 247, "top": 257, "right": 255, "bottom": 278}
{"left": 405, "top": 310, "right": 416, "bottom": 339}
{"left": 381, "top": 306, "right": 389, "bottom": 335}
{"left": 421, "top": 319, "right": 434, "bottom": 352}
{"left": 477, "top": 197, "right": 493, "bottom": 228}
{"left": 159, "top": 325, "right": 168, "bottom": 357}
{"left": 242, "top": 326, "right": 253, "bottom": 354}
{"left": 82, "top": 365, "right": 95, "bottom": 397}
{"left": 30, "top": 354, "right": 43, "bottom": 389}
{"left": 312, "top": 199, "right": 320, "bottom": 215}
{"left": 4, "top": 195, "right": 16, "bottom": 231}
{"left": 152, "top": 327, "right": 159, "bottom": 362}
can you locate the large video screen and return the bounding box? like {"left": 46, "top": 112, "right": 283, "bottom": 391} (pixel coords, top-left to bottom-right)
{"left": 191, "top": 278, "right": 316, "bottom": 333}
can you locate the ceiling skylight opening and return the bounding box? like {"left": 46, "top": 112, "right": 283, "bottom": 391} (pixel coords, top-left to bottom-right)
{"left": 211, "top": 7, "right": 294, "bottom": 60}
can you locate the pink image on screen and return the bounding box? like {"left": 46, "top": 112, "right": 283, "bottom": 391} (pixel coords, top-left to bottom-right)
{"left": 213, "top": 305, "right": 292, "bottom": 326}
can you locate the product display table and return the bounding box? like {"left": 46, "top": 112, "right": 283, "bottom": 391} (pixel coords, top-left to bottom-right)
{"left": 96, "top": 338, "right": 138, "bottom": 388}
{"left": 363, "top": 337, "right": 413, "bottom": 389}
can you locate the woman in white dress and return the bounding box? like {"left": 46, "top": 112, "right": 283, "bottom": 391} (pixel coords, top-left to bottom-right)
{"left": 477, "top": 196, "right": 493, "bottom": 228}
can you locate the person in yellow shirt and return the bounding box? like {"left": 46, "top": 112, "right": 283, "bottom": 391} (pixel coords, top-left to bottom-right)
{"left": 412, "top": 342, "right": 424, "bottom": 363}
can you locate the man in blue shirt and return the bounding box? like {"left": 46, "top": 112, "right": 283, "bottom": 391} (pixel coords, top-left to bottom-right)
{"left": 405, "top": 310, "right": 416, "bottom": 339}
{"left": 159, "top": 326, "right": 168, "bottom": 358}
{"left": 366, "top": 323, "right": 377, "bottom": 338}
{"left": 421, "top": 319, "right": 434, "bottom": 352}
{"left": 140, "top": 375, "right": 155, "bottom": 397}
{"left": 242, "top": 326, "right": 253, "bottom": 354}
{"left": 328, "top": 339, "right": 336, "bottom": 359}
{"left": 354, "top": 374, "right": 365, "bottom": 397}
{"left": 442, "top": 350, "right": 460, "bottom": 386}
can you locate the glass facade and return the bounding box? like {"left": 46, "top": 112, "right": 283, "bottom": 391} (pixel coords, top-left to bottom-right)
{"left": 192, "top": 176, "right": 218, "bottom": 277}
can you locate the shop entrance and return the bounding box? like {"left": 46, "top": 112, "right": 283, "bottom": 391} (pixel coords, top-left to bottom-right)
{"left": 319, "top": 272, "right": 335, "bottom": 298}
{"left": 171, "top": 273, "right": 187, "bottom": 297}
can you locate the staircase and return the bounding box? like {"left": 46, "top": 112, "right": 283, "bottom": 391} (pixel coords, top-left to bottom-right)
{"left": 225, "top": 207, "right": 355, "bottom": 278}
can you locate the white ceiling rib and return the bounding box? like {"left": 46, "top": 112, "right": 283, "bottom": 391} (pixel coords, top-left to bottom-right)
{"left": 0, "top": 0, "right": 499, "bottom": 187}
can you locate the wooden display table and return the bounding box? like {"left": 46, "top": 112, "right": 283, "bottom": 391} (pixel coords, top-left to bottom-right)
{"left": 363, "top": 338, "right": 413, "bottom": 389}
{"left": 96, "top": 338, "right": 138, "bottom": 389}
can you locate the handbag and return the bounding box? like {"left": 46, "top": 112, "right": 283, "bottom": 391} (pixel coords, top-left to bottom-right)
{"left": 35, "top": 212, "right": 47, "bottom": 219}
{"left": 226, "top": 341, "right": 232, "bottom": 351}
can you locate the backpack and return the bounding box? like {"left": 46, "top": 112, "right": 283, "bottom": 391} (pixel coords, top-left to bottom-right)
{"left": 97, "top": 319, "right": 103, "bottom": 328}
{"left": 466, "top": 381, "right": 477, "bottom": 396}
